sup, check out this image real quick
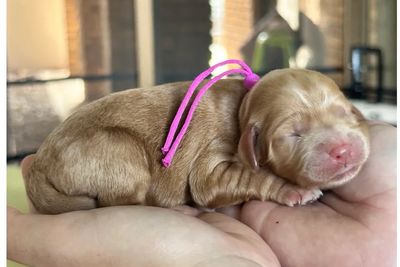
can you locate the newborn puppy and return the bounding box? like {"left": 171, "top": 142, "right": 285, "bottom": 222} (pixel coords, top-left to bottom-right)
{"left": 25, "top": 69, "right": 369, "bottom": 214}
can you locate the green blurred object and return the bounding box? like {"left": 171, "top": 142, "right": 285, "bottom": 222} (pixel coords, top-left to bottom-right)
{"left": 251, "top": 31, "right": 295, "bottom": 73}
{"left": 7, "top": 164, "right": 29, "bottom": 213}
{"left": 7, "top": 163, "right": 29, "bottom": 267}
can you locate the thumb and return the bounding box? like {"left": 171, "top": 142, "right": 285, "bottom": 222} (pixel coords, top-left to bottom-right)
{"left": 21, "top": 154, "right": 36, "bottom": 178}
{"left": 240, "top": 200, "right": 281, "bottom": 236}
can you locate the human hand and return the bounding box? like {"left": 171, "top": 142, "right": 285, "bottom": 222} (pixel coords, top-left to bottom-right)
{"left": 8, "top": 121, "right": 395, "bottom": 267}
{"left": 8, "top": 156, "right": 278, "bottom": 267}
{"left": 238, "top": 121, "right": 396, "bottom": 267}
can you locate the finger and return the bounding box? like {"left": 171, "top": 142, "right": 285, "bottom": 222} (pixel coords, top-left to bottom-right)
{"left": 7, "top": 205, "right": 21, "bottom": 216}
{"left": 216, "top": 204, "right": 242, "bottom": 219}
{"left": 197, "top": 211, "right": 279, "bottom": 266}
{"left": 19, "top": 154, "right": 39, "bottom": 214}
{"left": 240, "top": 200, "right": 286, "bottom": 234}
{"left": 320, "top": 192, "right": 365, "bottom": 220}
{"left": 7, "top": 206, "right": 211, "bottom": 267}
{"left": 240, "top": 200, "right": 365, "bottom": 267}
{"left": 170, "top": 205, "right": 202, "bottom": 216}
{"left": 322, "top": 191, "right": 396, "bottom": 235}
{"left": 7, "top": 207, "right": 57, "bottom": 266}
{"left": 21, "top": 154, "right": 35, "bottom": 178}
{"left": 333, "top": 123, "right": 396, "bottom": 203}
{"left": 365, "top": 120, "right": 393, "bottom": 127}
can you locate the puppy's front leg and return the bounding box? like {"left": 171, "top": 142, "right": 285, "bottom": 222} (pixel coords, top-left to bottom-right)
{"left": 189, "top": 160, "right": 322, "bottom": 209}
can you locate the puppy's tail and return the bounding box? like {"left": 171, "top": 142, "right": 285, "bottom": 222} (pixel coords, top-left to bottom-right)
{"left": 24, "top": 163, "right": 97, "bottom": 214}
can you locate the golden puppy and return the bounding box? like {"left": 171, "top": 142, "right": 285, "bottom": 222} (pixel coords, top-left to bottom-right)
{"left": 24, "top": 69, "right": 369, "bottom": 214}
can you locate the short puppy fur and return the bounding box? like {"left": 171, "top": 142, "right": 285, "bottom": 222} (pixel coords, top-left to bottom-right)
{"left": 25, "top": 69, "right": 370, "bottom": 214}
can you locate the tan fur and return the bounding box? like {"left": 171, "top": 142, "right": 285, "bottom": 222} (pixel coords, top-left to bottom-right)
{"left": 238, "top": 69, "right": 369, "bottom": 189}
{"left": 24, "top": 69, "right": 369, "bottom": 214}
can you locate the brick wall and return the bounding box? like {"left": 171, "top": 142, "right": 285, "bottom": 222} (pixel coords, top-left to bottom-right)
{"left": 65, "top": 0, "right": 111, "bottom": 101}
{"left": 65, "top": 0, "right": 84, "bottom": 75}
{"left": 67, "top": 0, "right": 211, "bottom": 88}
{"left": 79, "top": 0, "right": 111, "bottom": 76}
{"left": 221, "top": 0, "right": 254, "bottom": 60}
{"left": 299, "top": 0, "right": 344, "bottom": 85}
{"left": 300, "top": 0, "right": 343, "bottom": 68}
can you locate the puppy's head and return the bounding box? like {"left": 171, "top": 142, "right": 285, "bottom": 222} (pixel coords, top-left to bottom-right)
{"left": 238, "top": 69, "right": 369, "bottom": 189}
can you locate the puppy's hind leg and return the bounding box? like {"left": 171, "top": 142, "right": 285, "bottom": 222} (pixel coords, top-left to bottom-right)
{"left": 88, "top": 127, "right": 152, "bottom": 208}
{"left": 24, "top": 164, "right": 97, "bottom": 214}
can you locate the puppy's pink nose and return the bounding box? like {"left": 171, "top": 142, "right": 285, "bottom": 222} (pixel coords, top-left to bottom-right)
{"left": 329, "top": 144, "right": 352, "bottom": 164}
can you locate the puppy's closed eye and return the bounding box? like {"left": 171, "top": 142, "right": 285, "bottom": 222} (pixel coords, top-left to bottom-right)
{"left": 289, "top": 132, "right": 302, "bottom": 138}
{"left": 288, "top": 121, "right": 309, "bottom": 139}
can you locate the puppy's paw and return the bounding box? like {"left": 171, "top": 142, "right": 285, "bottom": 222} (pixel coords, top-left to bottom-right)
{"left": 298, "top": 188, "right": 323, "bottom": 205}
{"left": 278, "top": 185, "right": 323, "bottom": 207}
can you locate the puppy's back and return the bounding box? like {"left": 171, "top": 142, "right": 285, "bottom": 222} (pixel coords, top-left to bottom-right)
{"left": 25, "top": 79, "right": 247, "bottom": 213}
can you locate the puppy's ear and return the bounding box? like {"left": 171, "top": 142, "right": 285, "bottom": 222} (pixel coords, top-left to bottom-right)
{"left": 238, "top": 124, "right": 260, "bottom": 170}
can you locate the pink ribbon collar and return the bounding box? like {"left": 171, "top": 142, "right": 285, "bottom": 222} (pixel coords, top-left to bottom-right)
{"left": 161, "top": 59, "right": 260, "bottom": 167}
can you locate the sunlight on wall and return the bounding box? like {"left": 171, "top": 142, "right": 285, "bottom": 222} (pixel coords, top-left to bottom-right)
{"left": 7, "top": 0, "right": 68, "bottom": 71}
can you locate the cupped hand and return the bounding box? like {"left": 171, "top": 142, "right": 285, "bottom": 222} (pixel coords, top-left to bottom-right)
{"left": 8, "top": 121, "right": 396, "bottom": 267}
{"left": 8, "top": 156, "right": 278, "bottom": 267}
{"left": 239, "top": 121, "right": 396, "bottom": 267}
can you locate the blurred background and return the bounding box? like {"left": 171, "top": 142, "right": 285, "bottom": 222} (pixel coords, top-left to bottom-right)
{"left": 7, "top": 0, "right": 397, "bottom": 160}
{"left": 5, "top": 1, "right": 398, "bottom": 265}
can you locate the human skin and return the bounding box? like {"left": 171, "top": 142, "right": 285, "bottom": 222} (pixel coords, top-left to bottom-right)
{"left": 239, "top": 120, "right": 396, "bottom": 267}
{"left": 7, "top": 121, "right": 396, "bottom": 267}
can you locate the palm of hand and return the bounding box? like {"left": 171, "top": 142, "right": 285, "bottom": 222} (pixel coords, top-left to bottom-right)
{"left": 14, "top": 157, "right": 278, "bottom": 267}
{"left": 199, "top": 122, "right": 395, "bottom": 267}
{"left": 238, "top": 121, "right": 396, "bottom": 267}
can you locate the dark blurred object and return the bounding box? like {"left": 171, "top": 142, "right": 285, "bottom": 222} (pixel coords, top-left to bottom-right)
{"left": 349, "top": 46, "right": 383, "bottom": 102}
{"left": 153, "top": 0, "right": 211, "bottom": 84}
{"left": 65, "top": 0, "right": 137, "bottom": 99}
{"left": 108, "top": 0, "right": 137, "bottom": 92}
